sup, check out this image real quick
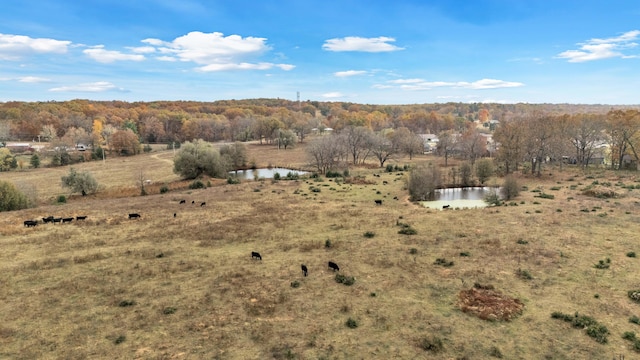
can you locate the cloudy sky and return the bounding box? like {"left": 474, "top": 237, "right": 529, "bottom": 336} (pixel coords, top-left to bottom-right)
{"left": 1, "top": 0, "right": 639, "bottom": 104}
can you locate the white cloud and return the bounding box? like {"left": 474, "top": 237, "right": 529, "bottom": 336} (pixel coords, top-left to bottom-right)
{"left": 557, "top": 30, "right": 640, "bottom": 62}
{"left": 322, "top": 92, "right": 344, "bottom": 98}
{"left": 127, "top": 46, "right": 156, "bottom": 54}
{"left": 83, "top": 46, "right": 146, "bottom": 63}
{"left": 19, "top": 76, "right": 50, "bottom": 83}
{"left": 323, "top": 36, "right": 404, "bottom": 52}
{"left": 142, "top": 31, "right": 293, "bottom": 72}
{"left": 334, "top": 70, "right": 367, "bottom": 77}
{"left": 49, "top": 81, "right": 126, "bottom": 93}
{"left": 0, "top": 33, "right": 70, "bottom": 60}
{"left": 378, "top": 78, "right": 524, "bottom": 91}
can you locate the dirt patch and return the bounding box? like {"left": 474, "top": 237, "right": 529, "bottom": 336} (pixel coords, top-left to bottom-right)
{"left": 457, "top": 285, "right": 524, "bottom": 321}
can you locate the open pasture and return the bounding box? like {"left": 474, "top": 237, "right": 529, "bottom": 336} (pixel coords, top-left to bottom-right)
{"left": 2, "top": 150, "right": 640, "bottom": 358}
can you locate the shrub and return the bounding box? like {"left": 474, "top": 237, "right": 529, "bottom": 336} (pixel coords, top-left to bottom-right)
{"left": 345, "top": 318, "right": 358, "bottom": 329}
{"left": 30, "top": 153, "right": 40, "bottom": 168}
{"left": 325, "top": 239, "right": 332, "bottom": 248}
{"left": 189, "top": 180, "right": 205, "bottom": 189}
{"left": 227, "top": 176, "right": 240, "bottom": 184}
{"left": 500, "top": 175, "right": 520, "bottom": 200}
{"left": 536, "top": 193, "right": 555, "bottom": 199}
{"left": 408, "top": 163, "right": 441, "bottom": 201}
{"left": 434, "top": 258, "right": 454, "bottom": 267}
{"left": 273, "top": 172, "right": 281, "bottom": 180}
{"left": 290, "top": 280, "right": 301, "bottom": 288}
{"left": 173, "top": 139, "right": 227, "bottom": 179}
{"left": 159, "top": 185, "right": 169, "bottom": 194}
{"left": 551, "top": 311, "right": 609, "bottom": 344}
{"left": 516, "top": 268, "right": 533, "bottom": 280}
{"left": 409, "top": 248, "right": 418, "bottom": 255}
{"left": 0, "top": 180, "right": 30, "bottom": 211}
{"left": 335, "top": 274, "right": 356, "bottom": 286}
{"left": 418, "top": 336, "right": 443, "bottom": 352}
{"left": 57, "top": 195, "right": 67, "bottom": 204}
{"left": 459, "top": 251, "right": 471, "bottom": 257}
{"left": 118, "top": 300, "right": 136, "bottom": 307}
{"left": 630, "top": 315, "right": 640, "bottom": 325}
{"left": 363, "top": 231, "right": 375, "bottom": 238}
{"left": 163, "top": 307, "right": 177, "bottom": 315}
{"left": 114, "top": 335, "right": 126, "bottom": 344}
{"left": 143, "top": 144, "right": 152, "bottom": 153}
{"left": 628, "top": 252, "right": 637, "bottom": 258}
{"left": 623, "top": 331, "right": 637, "bottom": 341}
{"left": 594, "top": 258, "right": 611, "bottom": 269}
{"left": 61, "top": 167, "right": 99, "bottom": 196}
{"left": 398, "top": 223, "right": 417, "bottom": 235}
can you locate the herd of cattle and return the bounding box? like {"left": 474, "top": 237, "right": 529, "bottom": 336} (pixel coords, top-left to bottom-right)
{"left": 23, "top": 215, "right": 88, "bottom": 227}
{"left": 22, "top": 197, "right": 344, "bottom": 278}
{"left": 251, "top": 251, "right": 340, "bottom": 277}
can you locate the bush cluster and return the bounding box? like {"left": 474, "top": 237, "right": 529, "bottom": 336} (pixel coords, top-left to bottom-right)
{"left": 550, "top": 311, "right": 609, "bottom": 344}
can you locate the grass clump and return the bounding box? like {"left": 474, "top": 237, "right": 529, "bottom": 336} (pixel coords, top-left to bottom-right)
{"left": 627, "top": 252, "right": 637, "bottom": 258}
{"left": 335, "top": 274, "right": 356, "bottom": 286}
{"left": 630, "top": 315, "right": 640, "bottom": 325}
{"left": 550, "top": 312, "right": 609, "bottom": 344}
{"left": 290, "top": 280, "right": 301, "bottom": 288}
{"left": 163, "top": 307, "right": 177, "bottom": 315}
{"left": 417, "top": 336, "right": 443, "bottom": 353}
{"left": 345, "top": 317, "right": 358, "bottom": 329}
{"left": 409, "top": 248, "right": 418, "bottom": 255}
{"left": 189, "top": 180, "right": 205, "bottom": 189}
{"left": 397, "top": 222, "right": 417, "bottom": 235}
{"left": 363, "top": 231, "right": 375, "bottom": 238}
{"left": 516, "top": 268, "right": 533, "bottom": 280}
{"left": 594, "top": 258, "right": 611, "bottom": 269}
{"left": 434, "top": 258, "right": 454, "bottom": 267}
{"left": 118, "top": 300, "right": 136, "bottom": 307}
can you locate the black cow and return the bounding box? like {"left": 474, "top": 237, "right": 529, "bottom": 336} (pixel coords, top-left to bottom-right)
{"left": 128, "top": 213, "right": 141, "bottom": 219}
{"left": 200, "top": 202, "right": 206, "bottom": 206}
{"left": 76, "top": 215, "right": 87, "bottom": 221}
{"left": 442, "top": 205, "right": 450, "bottom": 209}
{"left": 192, "top": 200, "right": 195, "bottom": 204}
{"left": 24, "top": 220, "right": 38, "bottom": 227}
{"left": 62, "top": 217, "right": 74, "bottom": 223}
{"left": 374, "top": 199, "right": 383, "bottom": 205}
{"left": 382, "top": 180, "right": 388, "bottom": 185}
{"left": 179, "top": 199, "right": 186, "bottom": 204}
{"left": 173, "top": 213, "right": 177, "bottom": 218}
{"left": 251, "top": 251, "right": 262, "bottom": 260}
{"left": 42, "top": 216, "right": 54, "bottom": 224}
{"left": 328, "top": 261, "right": 340, "bottom": 271}
{"left": 52, "top": 217, "right": 62, "bottom": 224}
{"left": 301, "top": 264, "right": 308, "bottom": 277}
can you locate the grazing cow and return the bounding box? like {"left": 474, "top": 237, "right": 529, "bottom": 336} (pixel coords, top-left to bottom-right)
{"left": 128, "top": 213, "right": 141, "bottom": 219}
{"left": 200, "top": 202, "right": 206, "bottom": 207}
{"left": 62, "top": 217, "right": 74, "bottom": 223}
{"left": 52, "top": 217, "right": 62, "bottom": 224}
{"left": 76, "top": 215, "right": 87, "bottom": 221}
{"left": 382, "top": 180, "right": 388, "bottom": 185}
{"left": 173, "top": 213, "right": 177, "bottom": 218}
{"left": 301, "top": 264, "right": 308, "bottom": 277}
{"left": 42, "top": 216, "right": 54, "bottom": 224}
{"left": 442, "top": 205, "right": 450, "bottom": 209}
{"left": 192, "top": 200, "right": 195, "bottom": 204}
{"left": 251, "top": 251, "right": 262, "bottom": 260}
{"left": 24, "top": 220, "right": 38, "bottom": 227}
{"left": 179, "top": 199, "right": 186, "bottom": 204}
{"left": 393, "top": 196, "right": 398, "bottom": 200}
{"left": 373, "top": 173, "right": 380, "bottom": 177}
{"left": 374, "top": 199, "right": 383, "bottom": 205}
{"left": 328, "top": 261, "right": 340, "bottom": 272}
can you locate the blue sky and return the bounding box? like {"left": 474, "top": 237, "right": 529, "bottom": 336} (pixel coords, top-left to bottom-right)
{"left": 1, "top": 0, "right": 639, "bottom": 105}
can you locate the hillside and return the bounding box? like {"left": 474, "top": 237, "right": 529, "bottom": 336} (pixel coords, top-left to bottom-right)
{"left": 2, "top": 148, "right": 640, "bottom": 359}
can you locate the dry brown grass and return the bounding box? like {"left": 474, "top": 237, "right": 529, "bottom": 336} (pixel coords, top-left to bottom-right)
{"left": 2, "top": 149, "right": 640, "bottom": 359}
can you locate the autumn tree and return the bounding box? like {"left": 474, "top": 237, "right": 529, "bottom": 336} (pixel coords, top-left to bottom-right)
{"left": 436, "top": 130, "right": 456, "bottom": 166}
{"left": 341, "top": 126, "right": 374, "bottom": 165}
{"left": 220, "top": 142, "right": 248, "bottom": 171}
{"left": 392, "top": 127, "right": 424, "bottom": 159}
{"left": 0, "top": 180, "right": 30, "bottom": 211}
{"left": 0, "top": 148, "right": 17, "bottom": 171}
{"left": 606, "top": 110, "right": 640, "bottom": 170}
{"left": 62, "top": 126, "right": 90, "bottom": 148}
{"left": 475, "top": 158, "right": 494, "bottom": 185}
{"left": 307, "top": 135, "right": 341, "bottom": 174}
{"left": 408, "top": 162, "right": 442, "bottom": 201}
{"left": 111, "top": 129, "right": 141, "bottom": 155}
{"left": 61, "top": 167, "right": 99, "bottom": 196}
{"left": 567, "top": 114, "right": 606, "bottom": 168}
{"left": 173, "top": 139, "right": 227, "bottom": 179}
{"left": 458, "top": 128, "right": 486, "bottom": 166}
{"left": 493, "top": 118, "right": 525, "bottom": 174}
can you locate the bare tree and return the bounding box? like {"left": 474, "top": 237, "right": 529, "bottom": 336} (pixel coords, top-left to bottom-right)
{"left": 567, "top": 113, "right": 606, "bottom": 168}
{"left": 341, "top": 126, "right": 374, "bottom": 165}
{"left": 370, "top": 131, "right": 398, "bottom": 167}
{"left": 436, "top": 130, "right": 456, "bottom": 166}
{"left": 307, "top": 135, "right": 341, "bottom": 174}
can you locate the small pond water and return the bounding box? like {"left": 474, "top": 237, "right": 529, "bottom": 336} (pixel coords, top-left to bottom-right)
{"left": 420, "top": 187, "right": 500, "bottom": 210}
{"left": 230, "top": 167, "right": 309, "bottom": 180}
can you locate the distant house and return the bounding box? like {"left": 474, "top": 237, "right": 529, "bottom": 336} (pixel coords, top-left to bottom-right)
{"left": 418, "top": 134, "right": 438, "bottom": 153}
{"left": 6, "top": 143, "right": 34, "bottom": 153}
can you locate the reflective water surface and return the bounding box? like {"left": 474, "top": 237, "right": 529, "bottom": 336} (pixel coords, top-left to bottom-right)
{"left": 230, "top": 167, "right": 309, "bottom": 180}
{"left": 420, "top": 187, "right": 500, "bottom": 210}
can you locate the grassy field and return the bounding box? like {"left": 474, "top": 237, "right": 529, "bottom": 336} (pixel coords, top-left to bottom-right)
{"left": 2, "top": 143, "right": 640, "bottom": 359}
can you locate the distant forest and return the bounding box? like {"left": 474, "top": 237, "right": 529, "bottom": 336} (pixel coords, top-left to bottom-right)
{"left": 0, "top": 99, "right": 636, "bottom": 144}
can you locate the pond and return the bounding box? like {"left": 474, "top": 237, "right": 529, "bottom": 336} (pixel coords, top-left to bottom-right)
{"left": 230, "top": 167, "right": 309, "bottom": 180}
{"left": 420, "top": 187, "right": 500, "bottom": 210}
